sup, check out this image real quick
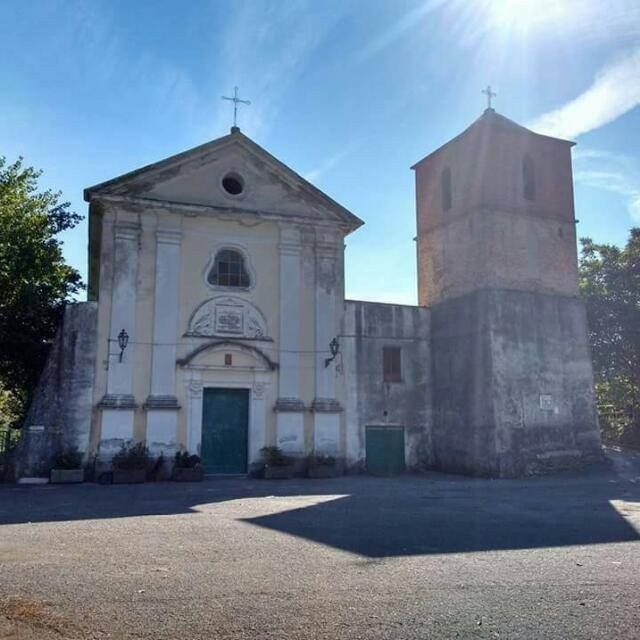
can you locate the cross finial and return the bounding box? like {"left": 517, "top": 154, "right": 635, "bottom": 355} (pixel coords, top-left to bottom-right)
{"left": 482, "top": 85, "right": 496, "bottom": 110}
{"left": 222, "top": 86, "right": 251, "bottom": 131}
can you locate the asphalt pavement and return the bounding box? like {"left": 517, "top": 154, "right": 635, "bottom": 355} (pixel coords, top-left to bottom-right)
{"left": 1, "top": 452, "right": 639, "bottom": 639}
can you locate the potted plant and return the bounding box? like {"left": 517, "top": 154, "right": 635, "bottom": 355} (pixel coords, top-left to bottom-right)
{"left": 17, "top": 463, "right": 51, "bottom": 485}
{"left": 111, "top": 442, "right": 149, "bottom": 484}
{"left": 307, "top": 454, "right": 341, "bottom": 478}
{"left": 50, "top": 447, "right": 84, "bottom": 484}
{"left": 171, "top": 451, "right": 204, "bottom": 482}
{"left": 261, "top": 446, "right": 295, "bottom": 479}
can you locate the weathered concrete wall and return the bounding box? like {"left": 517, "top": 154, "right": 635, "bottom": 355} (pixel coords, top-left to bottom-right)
{"left": 430, "top": 288, "right": 601, "bottom": 477}
{"left": 16, "top": 302, "right": 98, "bottom": 476}
{"left": 341, "top": 301, "right": 432, "bottom": 470}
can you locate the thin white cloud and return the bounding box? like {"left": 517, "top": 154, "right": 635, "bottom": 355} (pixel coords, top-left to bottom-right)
{"left": 573, "top": 149, "right": 640, "bottom": 221}
{"left": 303, "top": 140, "right": 363, "bottom": 183}
{"left": 528, "top": 47, "right": 640, "bottom": 140}
{"left": 354, "top": 0, "right": 446, "bottom": 64}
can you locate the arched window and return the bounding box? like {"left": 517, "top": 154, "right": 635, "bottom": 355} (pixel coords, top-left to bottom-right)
{"left": 207, "top": 249, "right": 250, "bottom": 287}
{"left": 523, "top": 155, "right": 536, "bottom": 201}
{"left": 441, "top": 167, "right": 452, "bottom": 211}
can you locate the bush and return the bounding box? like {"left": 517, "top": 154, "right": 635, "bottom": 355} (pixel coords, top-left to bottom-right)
{"left": 174, "top": 451, "right": 201, "bottom": 469}
{"left": 52, "top": 447, "right": 83, "bottom": 470}
{"left": 261, "top": 446, "right": 291, "bottom": 467}
{"left": 112, "top": 442, "right": 149, "bottom": 471}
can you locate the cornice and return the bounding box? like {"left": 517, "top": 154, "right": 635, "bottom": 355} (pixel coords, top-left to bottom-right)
{"left": 91, "top": 194, "right": 353, "bottom": 233}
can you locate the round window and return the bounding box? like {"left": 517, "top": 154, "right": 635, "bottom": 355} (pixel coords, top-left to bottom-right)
{"left": 221, "top": 172, "right": 244, "bottom": 196}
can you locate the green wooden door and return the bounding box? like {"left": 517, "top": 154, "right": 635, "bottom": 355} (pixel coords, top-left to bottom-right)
{"left": 365, "top": 426, "right": 405, "bottom": 475}
{"left": 201, "top": 388, "right": 249, "bottom": 474}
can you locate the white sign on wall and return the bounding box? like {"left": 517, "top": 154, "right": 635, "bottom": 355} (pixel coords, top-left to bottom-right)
{"left": 539, "top": 394, "right": 554, "bottom": 410}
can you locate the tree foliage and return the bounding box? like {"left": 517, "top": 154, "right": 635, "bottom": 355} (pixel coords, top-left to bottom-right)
{"left": 579, "top": 229, "right": 640, "bottom": 447}
{"left": 0, "top": 156, "right": 83, "bottom": 425}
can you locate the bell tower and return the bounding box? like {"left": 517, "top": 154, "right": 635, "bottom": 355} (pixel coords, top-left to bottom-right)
{"left": 413, "top": 107, "right": 601, "bottom": 476}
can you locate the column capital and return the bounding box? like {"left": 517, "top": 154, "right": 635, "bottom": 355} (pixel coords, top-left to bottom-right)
{"left": 114, "top": 223, "right": 141, "bottom": 241}
{"left": 188, "top": 380, "right": 203, "bottom": 398}
{"left": 156, "top": 228, "right": 182, "bottom": 245}
{"left": 278, "top": 225, "right": 302, "bottom": 255}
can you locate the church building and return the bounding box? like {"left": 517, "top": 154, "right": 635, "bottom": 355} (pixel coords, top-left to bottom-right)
{"left": 18, "top": 106, "right": 602, "bottom": 478}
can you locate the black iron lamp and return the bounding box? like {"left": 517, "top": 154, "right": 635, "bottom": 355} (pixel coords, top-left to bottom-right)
{"left": 117, "top": 328, "right": 129, "bottom": 362}
{"left": 324, "top": 337, "right": 340, "bottom": 368}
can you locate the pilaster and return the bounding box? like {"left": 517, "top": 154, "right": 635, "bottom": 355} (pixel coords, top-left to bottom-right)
{"left": 186, "top": 379, "right": 204, "bottom": 456}
{"left": 275, "top": 225, "right": 305, "bottom": 453}
{"left": 312, "top": 232, "right": 342, "bottom": 453}
{"left": 145, "top": 228, "right": 182, "bottom": 455}
{"left": 99, "top": 222, "right": 140, "bottom": 454}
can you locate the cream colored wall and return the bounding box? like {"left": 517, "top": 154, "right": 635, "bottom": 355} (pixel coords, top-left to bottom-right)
{"left": 90, "top": 193, "right": 348, "bottom": 463}
{"left": 174, "top": 212, "right": 281, "bottom": 455}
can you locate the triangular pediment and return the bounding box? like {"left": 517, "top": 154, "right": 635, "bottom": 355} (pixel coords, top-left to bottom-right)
{"left": 84, "top": 131, "right": 363, "bottom": 232}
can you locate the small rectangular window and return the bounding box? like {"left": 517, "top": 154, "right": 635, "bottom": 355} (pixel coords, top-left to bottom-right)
{"left": 383, "top": 346, "right": 402, "bottom": 382}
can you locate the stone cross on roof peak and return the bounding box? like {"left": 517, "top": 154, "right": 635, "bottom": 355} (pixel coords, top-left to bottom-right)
{"left": 481, "top": 85, "right": 497, "bottom": 111}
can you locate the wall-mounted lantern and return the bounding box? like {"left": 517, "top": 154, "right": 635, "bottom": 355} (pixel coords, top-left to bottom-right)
{"left": 117, "top": 329, "right": 129, "bottom": 362}
{"left": 324, "top": 337, "right": 340, "bottom": 368}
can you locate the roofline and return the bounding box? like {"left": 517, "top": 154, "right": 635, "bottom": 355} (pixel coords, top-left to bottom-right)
{"left": 410, "top": 110, "right": 576, "bottom": 170}
{"left": 84, "top": 129, "right": 364, "bottom": 232}
{"left": 235, "top": 132, "right": 364, "bottom": 230}
{"left": 344, "top": 298, "right": 423, "bottom": 309}
{"left": 83, "top": 133, "right": 234, "bottom": 201}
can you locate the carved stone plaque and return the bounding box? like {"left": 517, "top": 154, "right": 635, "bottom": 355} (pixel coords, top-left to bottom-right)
{"left": 215, "top": 306, "right": 243, "bottom": 334}
{"left": 188, "top": 295, "right": 270, "bottom": 340}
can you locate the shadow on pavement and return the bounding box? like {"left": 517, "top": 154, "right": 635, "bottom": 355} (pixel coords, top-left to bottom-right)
{"left": 2, "top": 454, "right": 639, "bottom": 558}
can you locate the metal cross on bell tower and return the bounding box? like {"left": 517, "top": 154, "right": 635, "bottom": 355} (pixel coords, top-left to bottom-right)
{"left": 482, "top": 85, "right": 497, "bottom": 111}
{"left": 222, "top": 86, "right": 251, "bottom": 132}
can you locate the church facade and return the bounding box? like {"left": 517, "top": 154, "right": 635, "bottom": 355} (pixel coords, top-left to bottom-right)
{"left": 18, "top": 109, "right": 602, "bottom": 478}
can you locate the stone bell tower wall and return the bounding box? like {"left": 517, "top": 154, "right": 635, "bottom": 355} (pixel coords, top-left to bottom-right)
{"left": 414, "top": 110, "right": 601, "bottom": 477}
{"left": 415, "top": 113, "right": 579, "bottom": 307}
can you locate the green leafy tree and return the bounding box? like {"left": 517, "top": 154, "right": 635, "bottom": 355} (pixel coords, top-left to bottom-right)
{"left": 579, "top": 228, "right": 640, "bottom": 447}
{"left": 0, "top": 156, "right": 83, "bottom": 426}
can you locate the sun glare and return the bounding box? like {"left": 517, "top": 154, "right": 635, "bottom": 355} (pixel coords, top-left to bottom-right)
{"left": 487, "top": 0, "right": 572, "bottom": 32}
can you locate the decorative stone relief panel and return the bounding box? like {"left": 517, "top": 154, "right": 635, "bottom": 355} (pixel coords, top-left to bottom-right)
{"left": 187, "top": 296, "right": 271, "bottom": 340}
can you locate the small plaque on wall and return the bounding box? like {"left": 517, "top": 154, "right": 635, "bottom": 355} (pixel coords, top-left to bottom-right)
{"left": 539, "top": 394, "right": 554, "bottom": 410}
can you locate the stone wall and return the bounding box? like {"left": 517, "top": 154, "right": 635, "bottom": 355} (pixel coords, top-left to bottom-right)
{"left": 430, "top": 288, "right": 601, "bottom": 477}
{"left": 16, "top": 302, "right": 97, "bottom": 476}
{"left": 341, "top": 300, "right": 432, "bottom": 470}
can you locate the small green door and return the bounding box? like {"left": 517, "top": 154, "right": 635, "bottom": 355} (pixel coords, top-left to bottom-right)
{"left": 201, "top": 388, "right": 249, "bottom": 474}
{"left": 366, "top": 426, "right": 405, "bottom": 475}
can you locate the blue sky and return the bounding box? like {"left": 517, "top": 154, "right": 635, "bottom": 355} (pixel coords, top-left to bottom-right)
{"left": 2, "top": 0, "right": 639, "bottom": 304}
